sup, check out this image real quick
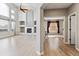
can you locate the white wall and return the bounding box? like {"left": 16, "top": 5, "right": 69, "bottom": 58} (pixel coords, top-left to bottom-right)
{"left": 33, "top": 4, "right": 43, "bottom": 54}
{"left": 18, "top": 3, "right": 43, "bottom": 55}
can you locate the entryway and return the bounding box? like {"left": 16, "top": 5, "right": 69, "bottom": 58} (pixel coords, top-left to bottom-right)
{"left": 45, "top": 17, "right": 65, "bottom": 36}
{"left": 68, "top": 12, "right": 78, "bottom": 49}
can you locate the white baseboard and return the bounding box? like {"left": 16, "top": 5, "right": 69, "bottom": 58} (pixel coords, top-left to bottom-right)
{"left": 35, "top": 51, "right": 44, "bottom": 56}
{"left": 64, "top": 42, "right": 69, "bottom": 44}
{"left": 40, "top": 51, "right": 44, "bottom": 56}
{"left": 76, "top": 48, "right": 79, "bottom": 51}
{"left": 35, "top": 51, "right": 41, "bottom": 56}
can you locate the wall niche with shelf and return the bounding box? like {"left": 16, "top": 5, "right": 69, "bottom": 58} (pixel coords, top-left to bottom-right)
{"left": 20, "top": 21, "right": 25, "bottom": 25}
{"left": 20, "top": 27, "right": 25, "bottom": 33}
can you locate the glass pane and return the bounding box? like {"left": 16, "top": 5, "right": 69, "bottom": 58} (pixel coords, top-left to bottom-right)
{"left": 11, "top": 10, "right": 15, "bottom": 14}
{"left": 11, "top": 15, "right": 15, "bottom": 19}
{"left": 0, "top": 3, "right": 9, "bottom": 17}
{"left": 0, "top": 19, "right": 9, "bottom": 31}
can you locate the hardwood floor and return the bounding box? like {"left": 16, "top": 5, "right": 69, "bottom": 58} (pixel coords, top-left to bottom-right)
{"left": 44, "top": 37, "right": 79, "bottom": 56}
{"left": 0, "top": 34, "right": 79, "bottom": 56}
{"left": 0, "top": 34, "right": 37, "bottom": 56}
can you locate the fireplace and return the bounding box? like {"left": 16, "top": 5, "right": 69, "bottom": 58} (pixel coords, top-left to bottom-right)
{"left": 27, "top": 28, "right": 32, "bottom": 33}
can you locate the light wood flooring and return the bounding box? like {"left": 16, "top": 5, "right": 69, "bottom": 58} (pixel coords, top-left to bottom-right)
{"left": 0, "top": 34, "right": 37, "bottom": 56}
{"left": 44, "top": 38, "right": 79, "bottom": 56}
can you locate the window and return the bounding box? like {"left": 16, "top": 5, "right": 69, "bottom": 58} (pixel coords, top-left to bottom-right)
{"left": 0, "top": 19, "right": 9, "bottom": 31}
{"left": 0, "top": 3, "right": 9, "bottom": 17}
{"left": 0, "top": 3, "right": 16, "bottom": 37}
{"left": 11, "top": 9, "right": 15, "bottom": 19}
{"left": 11, "top": 15, "right": 15, "bottom": 19}
{"left": 11, "top": 10, "right": 15, "bottom": 14}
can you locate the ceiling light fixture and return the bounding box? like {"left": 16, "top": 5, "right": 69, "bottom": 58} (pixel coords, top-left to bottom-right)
{"left": 19, "top": 3, "right": 30, "bottom": 13}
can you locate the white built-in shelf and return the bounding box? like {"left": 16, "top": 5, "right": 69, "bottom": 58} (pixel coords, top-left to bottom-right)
{"left": 19, "top": 25, "right": 25, "bottom": 27}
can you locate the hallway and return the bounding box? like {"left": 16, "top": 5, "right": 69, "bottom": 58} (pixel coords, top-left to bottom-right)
{"left": 0, "top": 34, "right": 37, "bottom": 56}
{"left": 44, "top": 37, "right": 79, "bottom": 56}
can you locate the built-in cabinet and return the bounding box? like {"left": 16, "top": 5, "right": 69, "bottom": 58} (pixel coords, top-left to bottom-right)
{"left": 20, "top": 27, "right": 25, "bottom": 33}
{"left": 19, "top": 10, "right": 36, "bottom": 35}
{"left": 19, "top": 21, "right": 25, "bottom": 34}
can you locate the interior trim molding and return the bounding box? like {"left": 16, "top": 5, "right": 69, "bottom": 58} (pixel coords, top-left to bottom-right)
{"left": 64, "top": 41, "right": 69, "bottom": 44}
{"left": 35, "top": 51, "right": 44, "bottom": 56}
{"left": 68, "top": 12, "right": 77, "bottom": 44}
{"left": 44, "top": 16, "right": 65, "bottom": 21}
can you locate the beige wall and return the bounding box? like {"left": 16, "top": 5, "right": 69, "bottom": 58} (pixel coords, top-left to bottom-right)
{"left": 67, "top": 4, "right": 79, "bottom": 14}
{"left": 44, "top": 9, "right": 67, "bottom": 17}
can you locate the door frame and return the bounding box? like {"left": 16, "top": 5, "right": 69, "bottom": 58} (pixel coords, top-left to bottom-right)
{"left": 68, "top": 12, "right": 77, "bottom": 45}
{"left": 44, "top": 16, "right": 66, "bottom": 43}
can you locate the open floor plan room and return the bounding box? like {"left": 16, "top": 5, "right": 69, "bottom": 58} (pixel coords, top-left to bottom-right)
{"left": 0, "top": 3, "right": 79, "bottom": 56}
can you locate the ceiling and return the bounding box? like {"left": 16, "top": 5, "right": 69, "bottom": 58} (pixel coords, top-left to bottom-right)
{"left": 13, "top": 3, "right": 72, "bottom": 10}
{"left": 42, "top": 3, "right": 72, "bottom": 9}
{"left": 14, "top": 3, "right": 42, "bottom": 9}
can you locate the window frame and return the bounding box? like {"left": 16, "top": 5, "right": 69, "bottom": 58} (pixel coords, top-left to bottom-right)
{"left": 0, "top": 3, "right": 16, "bottom": 33}
{"left": 0, "top": 3, "right": 9, "bottom": 17}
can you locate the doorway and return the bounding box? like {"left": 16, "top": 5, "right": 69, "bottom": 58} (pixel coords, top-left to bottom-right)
{"left": 47, "top": 20, "right": 64, "bottom": 35}
{"left": 70, "top": 15, "right": 75, "bottom": 45}
{"left": 47, "top": 21, "right": 59, "bottom": 34}
{"left": 68, "top": 13, "right": 77, "bottom": 47}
